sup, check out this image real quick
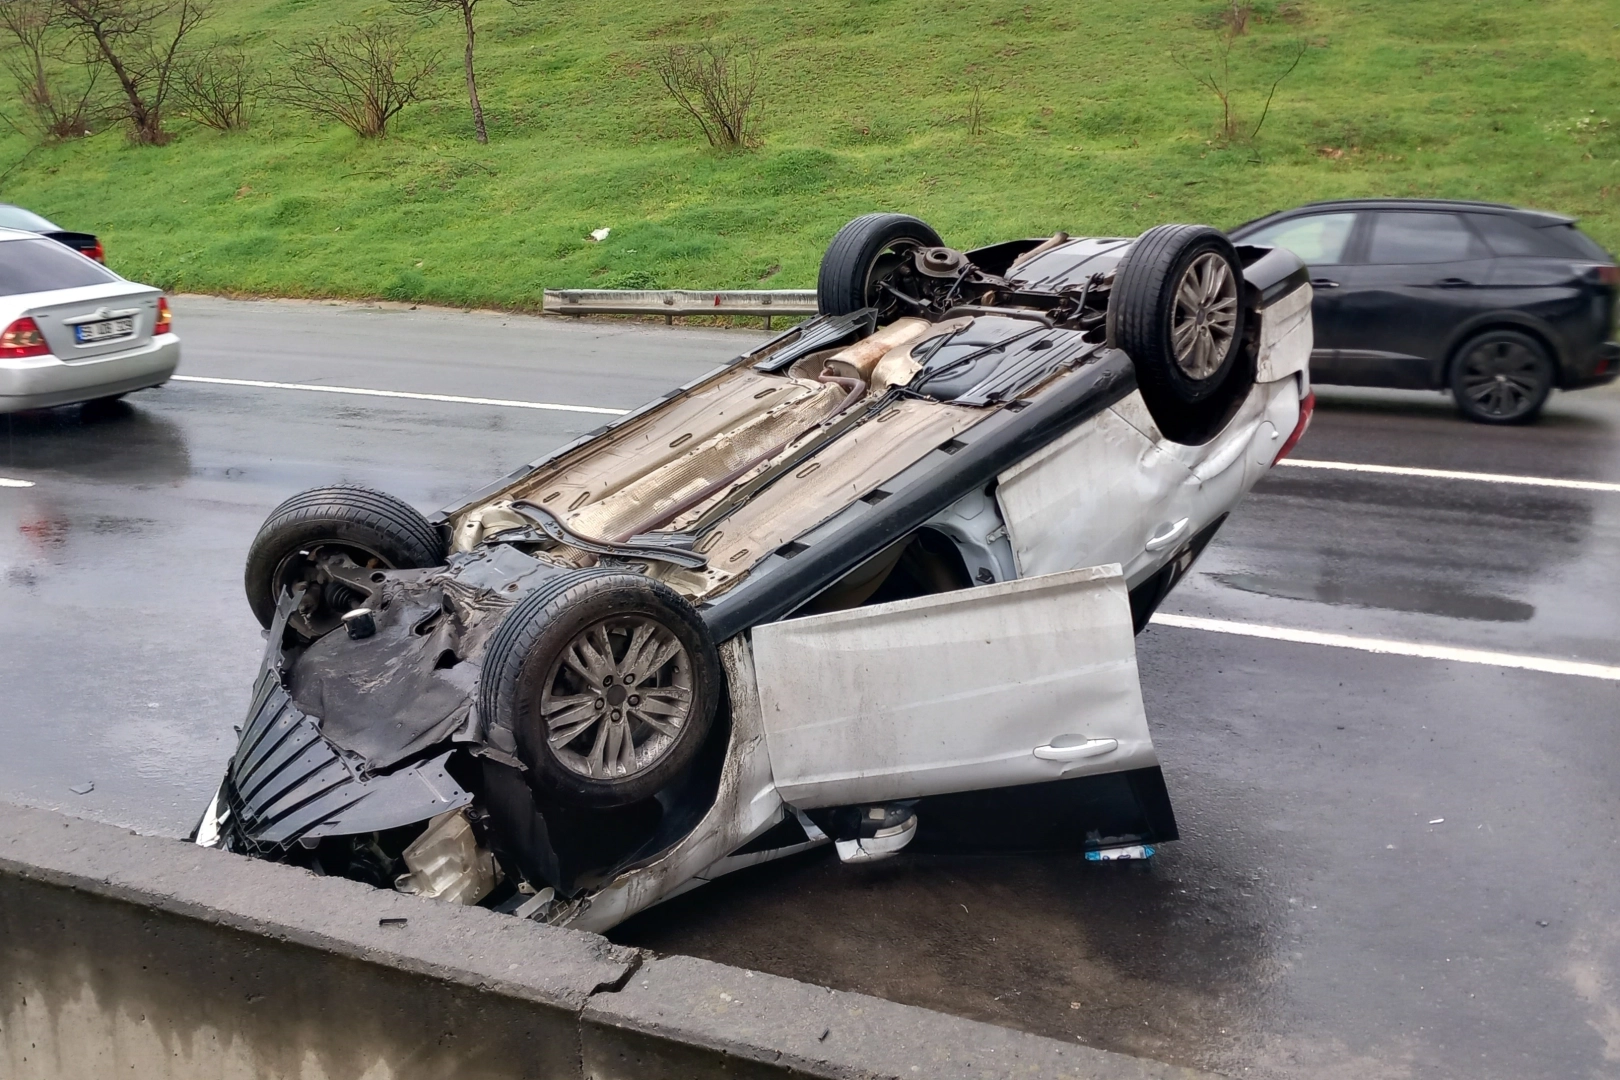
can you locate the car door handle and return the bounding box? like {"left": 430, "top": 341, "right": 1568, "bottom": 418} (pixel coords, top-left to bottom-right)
{"left": 1433, "top": 277, "right": 1474, "bottom": 288}
{"left": 1310, "top": 277, "right": 1340, "bottom": 289}
{"left": 1144, "top": 518, "right": 1189, "bottom": 552}
{"left": 1034, "top": 738, "right": 1119, "bottom": 762}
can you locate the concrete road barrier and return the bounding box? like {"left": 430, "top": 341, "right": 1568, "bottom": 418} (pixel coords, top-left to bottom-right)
{"left": 543, "top": 289, "right": 818, "bottom": 328}
{"left": 0, "top": 803, "right": 1218, "bottom": 1080}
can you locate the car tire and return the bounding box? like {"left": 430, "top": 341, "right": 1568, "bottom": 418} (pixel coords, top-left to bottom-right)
{"left": 1450, "top": 330, "right": 1554, "bottom": 425}
{"left": 243, "top": 485, "right": 445, "bottom": 629}
{"left": 818, "top": 213, "right": 944, "bottom": 318}
{"left": 480, "top": 569, "right": 722, "bottom": 810}
{"left": 1110, "top": 224, "right": 1253, "bottom": 439}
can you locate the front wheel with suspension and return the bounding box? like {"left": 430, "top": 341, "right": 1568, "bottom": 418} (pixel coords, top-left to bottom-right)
{"left": 479, "top": 569, "right": 722, "bottom": 810}
{"left": 243, "top": 485, "right": 447, "bottom": 635}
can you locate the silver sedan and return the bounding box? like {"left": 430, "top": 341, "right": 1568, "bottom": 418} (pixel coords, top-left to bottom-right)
{"left": 0, "top": 227, "right": 179, "bottom": 413}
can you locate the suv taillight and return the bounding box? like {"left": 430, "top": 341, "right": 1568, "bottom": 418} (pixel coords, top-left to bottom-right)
{"left": 1273, "top": 391, "right": 1315, "bottom": 465}
{"left": 1587, "top": 264, "right": 1619, "bottom": 286}
{"left": 87, "top": 239, "right": 104, "bottom": 264}
{"left": 0, "top": 317, "right": 49, "bottom": 358}
{"left": 155, "top": 296, "right": 171, "bottom": 334}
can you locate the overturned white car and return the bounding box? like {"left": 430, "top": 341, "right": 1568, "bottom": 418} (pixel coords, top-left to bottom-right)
{"left": 197, "top": 214, "right": 1315, "bottom": 931}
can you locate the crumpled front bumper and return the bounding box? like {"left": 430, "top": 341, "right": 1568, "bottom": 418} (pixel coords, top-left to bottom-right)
{"left": 200, "top": 665, "right": 472, "bottom": 853}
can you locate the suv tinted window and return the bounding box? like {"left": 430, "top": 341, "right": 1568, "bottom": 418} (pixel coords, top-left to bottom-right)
{"left": 1366, "top": 212, "right": 1486, "bottom": 263}
{"left": 0, "top": 237, "right": 117, "bottom": 295}
{"left": 1469, "top": 213, "right": 1608, "bottom": 259}
{"left": 1242, "top": 212, "right": 1356, "bottom": 264}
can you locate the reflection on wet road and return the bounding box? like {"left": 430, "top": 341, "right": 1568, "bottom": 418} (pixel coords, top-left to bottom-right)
{"left": 3, "top": 299, "right": 1618, "bottom": 1079}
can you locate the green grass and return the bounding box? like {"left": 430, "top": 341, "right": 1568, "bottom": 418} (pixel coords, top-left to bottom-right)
{"left": 2, "top": 0, "right": 1617, "bottom": 309}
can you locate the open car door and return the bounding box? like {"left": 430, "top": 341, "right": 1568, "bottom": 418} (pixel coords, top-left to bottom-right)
{"left": 750, "top": 565, "right": 1157, "bottom": 810}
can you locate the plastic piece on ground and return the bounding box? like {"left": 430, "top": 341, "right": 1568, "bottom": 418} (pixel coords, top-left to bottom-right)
{"left": 1085, "top": 844, "right": 1156, "bottom": 862}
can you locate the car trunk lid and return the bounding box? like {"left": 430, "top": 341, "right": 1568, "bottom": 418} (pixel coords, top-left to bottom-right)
{"left": 25, "top": 283, "right": 160, "bottom": 360}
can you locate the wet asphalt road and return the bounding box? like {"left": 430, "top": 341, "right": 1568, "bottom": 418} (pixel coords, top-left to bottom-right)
{"left": 3, "top": 296, "right": 1617, "bottom": 1079}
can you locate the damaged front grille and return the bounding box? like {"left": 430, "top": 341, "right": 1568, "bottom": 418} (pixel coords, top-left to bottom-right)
{"left": 224, "top": 668, "right": 472, "bottom": 850}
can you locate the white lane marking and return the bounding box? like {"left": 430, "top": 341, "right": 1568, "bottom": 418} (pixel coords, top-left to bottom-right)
{"left": 167, "top": 379, "right": 1620, "bottom": 492}
{"left": 1151, "top": 613, "right": 1620, "bottom": 682}
{"left": 1279, "top": 458, "right": 1620, "bottom": 494}
{"left": 0, "top": 477, "right": 35, "bottom": 488}
{"left": 171, "top": 375, "right": 629, "bottom": 416}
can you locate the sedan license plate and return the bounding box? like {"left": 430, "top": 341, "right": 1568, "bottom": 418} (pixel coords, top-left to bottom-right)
{"left": 75, "top": 316, "right": 134, "bottom": 344}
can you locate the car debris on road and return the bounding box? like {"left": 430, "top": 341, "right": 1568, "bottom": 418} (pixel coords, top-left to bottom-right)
{"left": 196, "top": 213, "right": 1314, "bottom": 932}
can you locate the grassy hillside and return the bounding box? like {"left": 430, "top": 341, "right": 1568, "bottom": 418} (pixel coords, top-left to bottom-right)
{"left": 1, "top": 0, "right": 1615, "bottom": 309}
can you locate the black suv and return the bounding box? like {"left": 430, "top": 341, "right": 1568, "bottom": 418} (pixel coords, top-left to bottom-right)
{"left": 1230, "top": 199, "right": 1619, "bottom": 423}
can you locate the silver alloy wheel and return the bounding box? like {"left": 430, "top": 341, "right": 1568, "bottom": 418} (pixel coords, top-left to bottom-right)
{"left": 539, "top": 615, "right": 694, "bottom": 781}
{"left": 1459, "top": 339, "right": 1546, "bottom": 419}
{"left": 1170, "top": 251, "right": 1239, "bottom": 380}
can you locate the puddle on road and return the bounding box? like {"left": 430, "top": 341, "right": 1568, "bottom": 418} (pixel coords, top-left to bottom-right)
{"left": 1211, "top": 571, "right": 1535, "bottom": 622}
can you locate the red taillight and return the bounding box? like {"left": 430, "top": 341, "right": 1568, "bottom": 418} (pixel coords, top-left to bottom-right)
{"left": 1273, "top": 391, "right": 1315, "bottom": 465}
{"left": 1587, "top": 264, "right": 1620, "bottom": 286}
{"left": 0, "top": 316, "right": 49, "bottom": 358}
{"left": 155, "top": 296, "right": 171, "bottom": 334}
{"left": 87, "top": 239, "right": 104, "bottom": 264}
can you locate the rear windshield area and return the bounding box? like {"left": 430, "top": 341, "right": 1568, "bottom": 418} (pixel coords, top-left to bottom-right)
{"left": 1470, "top": 214, "right": 1613, "bottom": 261}
{"left": 0, "top": 237, "right": 118, "bottom": 296}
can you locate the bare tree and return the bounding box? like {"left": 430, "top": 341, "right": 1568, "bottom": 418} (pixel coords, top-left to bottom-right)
{"left": 274, "top": 22, "right": 438, "bottom": 139}
{"left": 54, "top": 0, "right": 211, "bottom": 145}
{"left": 1175, "top": 30, "right": 1306, "bottom": 147}
{"left": 653, "top": 40, "right": 761, "bottom": 151}
{"left": 172, "top": 40, "right": 249, "bottom": 130}
{"left": 388, "top": 0, "right": 536, "bottom": 144}
{"left": 0, "top": 0, "right": 103, "bottom": 140}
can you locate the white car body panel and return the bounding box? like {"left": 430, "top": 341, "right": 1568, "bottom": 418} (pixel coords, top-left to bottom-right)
{"left": 999, "top": 379, "right": 1302, "bottom": 590}
{"left": 751, "top": 564, "right": 1151, "bottom": 809}
{"left": 995, "top": 400, "right": 1196, "bottom": 587}
{"left": 1255, "top": 282, "right": 1314, "bottom": 384}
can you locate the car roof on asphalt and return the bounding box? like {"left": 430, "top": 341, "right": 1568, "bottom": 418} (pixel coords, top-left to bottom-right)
{"left": 1232, "top": 198, "right": 1576, "bottom": 235}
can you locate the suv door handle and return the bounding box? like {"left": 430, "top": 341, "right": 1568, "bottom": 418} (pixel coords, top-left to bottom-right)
{"left": 1145, "top": 518, "right": 1189, "bottom": 552}
{"left": 1434, "top": 277, "right": 1474, "bottom": 288}
{"left": 1310, "top": 277, "right": 1340, "bottom": 288}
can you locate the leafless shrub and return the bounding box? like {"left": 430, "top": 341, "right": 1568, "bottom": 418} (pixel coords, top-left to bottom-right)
{"left": 274, "top": 22, "right": 438, "bottom": 139}
{"left": 966, "top": 83, "right": 984, "bottom": 136}
{"left": 652, "top": 40, "right": 761, "bottom": 150}
{"left": 55, "top": 0, "right": 212, "bottom": 146}
{"left": 172, "top": 41, "right": 250, "bottom": 130}
{"left": 1175, "top": 30, "right": 1306, "bottom": 148}
{"left": 0, "top": 0, "right": 104, "bottom": 140}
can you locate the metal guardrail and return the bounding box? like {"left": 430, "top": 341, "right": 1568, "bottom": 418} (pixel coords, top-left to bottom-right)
{"left": 543, "top": 288, "right": 817, "bottom": 327}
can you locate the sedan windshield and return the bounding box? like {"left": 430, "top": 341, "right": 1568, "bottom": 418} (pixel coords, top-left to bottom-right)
{"left": 0, "top": 238, "right": 118, "bottom": 296}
